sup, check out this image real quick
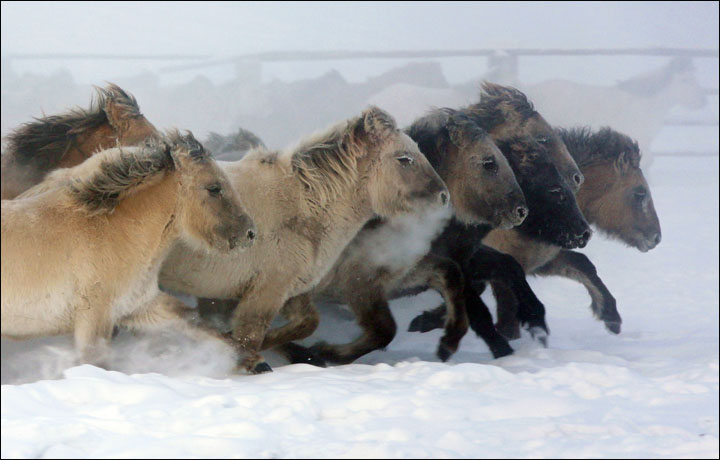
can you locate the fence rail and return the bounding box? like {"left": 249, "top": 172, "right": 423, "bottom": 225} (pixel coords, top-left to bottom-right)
{"left": 156, "top": 47, "right": 720, "bottom": 72}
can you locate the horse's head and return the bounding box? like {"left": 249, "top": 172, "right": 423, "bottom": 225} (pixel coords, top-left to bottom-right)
{"left": 355, "top": 106, "right": 449, "bottom": 218}
{"left": 500, "top": 137, "right": 592, "bottom": 249}
{"left": 574, "top": 128, "right": 661, "bottom": 252}
{"left": 408, "top": 108, "right": 526, "bottom": 228}
{"left": 664, "top": 57, "right": 707, "bottom": 110}
{"left": 168, "top": 131, "right": 256, "bottom": 253}
{"left": 470, "top": 82, "right": 585, "bottom": 193}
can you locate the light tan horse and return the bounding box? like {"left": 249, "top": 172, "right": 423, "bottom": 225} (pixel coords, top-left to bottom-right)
{"left": 161, "top": 107, "right": 449, "bottom": 373}
{"left": 1, "top": 83, "right": 158, "bottom": 200}
{"left": 1, "top": 132, "right": 255, "bottom": 368}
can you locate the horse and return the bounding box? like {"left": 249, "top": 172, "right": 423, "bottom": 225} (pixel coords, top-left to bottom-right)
{"left": 1, "top": 83, "right": 158, "bottom": 200}
{"left": 525, "top": 57, "right": 706, "bottom": 169}
{"left": 161, "top": 107, "right": 449, "bottom": 373}
{"left": 488, "top": 127, "right": 661, "bottom": 338}
{"left": 1, "top": 132, "right": 256, "bottom": 368}
{"left": 204, "top": 127, "right": 266, "bottom": 162}
{"left": 412, "top": 127, "right": 660, "bottom": 341}
{"left": 275, "top": 108, "right": 527, "bottom": 366}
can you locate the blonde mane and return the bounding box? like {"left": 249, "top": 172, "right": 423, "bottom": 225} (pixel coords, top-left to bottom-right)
{"left": 68, "top": 138, "right": 174, "bottom": 215}
{"left": 286, "top": 116, "right": 366, "bottom": 209}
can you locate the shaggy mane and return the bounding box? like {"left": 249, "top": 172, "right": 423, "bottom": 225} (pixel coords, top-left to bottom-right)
{"left": 556, "top": 127, "right": 641, "bottom": 169}
{"left": 463, "top": 82, "right": 536, "bottom": 130}
{"left": 288, "top": 117, "right": 364, "bottom": 209}
{"left": 3, "top": 83, "right": 143, "bottom": 173}
{"left": 69, "top": 138, "right": 174, "bottom": 215}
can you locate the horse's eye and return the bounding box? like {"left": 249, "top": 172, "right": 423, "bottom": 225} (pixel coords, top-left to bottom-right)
{"left": 397, "top": 156, "right": 414, "bottom": 166}
{"left": 206, "top": 184, "right": 223, "bottom": 197}
{"left": 482, "top": 158, "right": 498, "bottom": 172}
{"left": 549, "top": 187, "right": 562, "bottom": 194}
{"left": 537, "top": 136, "right": 549, "bottom": 144}
{"left": 634, "top": 188, "right": 647, "bottom": 201}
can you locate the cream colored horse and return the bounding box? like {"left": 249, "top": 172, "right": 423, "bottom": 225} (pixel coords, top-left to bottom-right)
{"left": 2, "top": 132, "right": 255, "bottom": 368}
{"left": 161, "top": 107, "right": 449, "bottom": 373}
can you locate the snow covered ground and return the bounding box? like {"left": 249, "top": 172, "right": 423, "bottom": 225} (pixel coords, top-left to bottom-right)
{"left": 1, "top": 153, "right": 718, "bottom": 458}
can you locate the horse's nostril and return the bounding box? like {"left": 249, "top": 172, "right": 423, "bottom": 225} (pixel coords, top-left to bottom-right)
{"left": 574, "top": 173, "right": 584, "bottom": 186}
{"left": 651, "top": 232, "right": 662, "bottom": 246}
{"left": 516, "top": 206, "right": 527, "bottom": 219}
{"left": 247, "top": 229, "right": 256, "bottom": 240}
{"left": 440, "top": 192, "right": 449, "bottom": 206}
{"left": 581, "top": 230, "right": 591, "bottom": 243}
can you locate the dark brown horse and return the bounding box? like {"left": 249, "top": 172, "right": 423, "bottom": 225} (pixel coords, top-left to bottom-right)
{"left": 1, "top": 83, "right": 158, "bottom": 199}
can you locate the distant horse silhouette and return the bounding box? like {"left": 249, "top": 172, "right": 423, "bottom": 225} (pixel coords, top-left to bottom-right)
{"left": 525, "top": 57, "right": 706, "bottom": 169}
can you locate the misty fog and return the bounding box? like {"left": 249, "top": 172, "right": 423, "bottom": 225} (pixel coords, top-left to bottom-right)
{"left": 1, "top": 2, "right": 717, "bottom": 153}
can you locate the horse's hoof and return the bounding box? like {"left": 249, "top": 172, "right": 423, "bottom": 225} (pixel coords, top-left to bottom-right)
{"left": 489, "top": 340, "right": 514, "bottom": 359}
{"left": 283, "top": 343, "right": 327, "bottom": 368}
{"left": 528, "top": 326, "right": 549, "bottom": 348}
{"left": 605, "top": 321, "right": 622, "bottom": 334}
{"left": 408, "top": 311, "right": 445, "bottom": 333}
{"left": 436, "top": 342, "right": 457, "bottom": 362}
{"left": 251, "top": 362, "right": 273, "bottom": 374}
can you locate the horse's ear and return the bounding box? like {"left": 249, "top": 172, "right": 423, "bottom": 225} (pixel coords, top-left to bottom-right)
{"left": 104, "top": 96, "right": 132, "bottom": 132}
{"left": 166, "top": 130, "right": 210, "bottom": 169}
{"left": 445, "top": 112, "right": 479, "bottom": 148}
{"left": 614, "top": 150, "right": 630, "bottom": 174}
{"left": 360, "top": 106, "right": 397, "bottom": 145}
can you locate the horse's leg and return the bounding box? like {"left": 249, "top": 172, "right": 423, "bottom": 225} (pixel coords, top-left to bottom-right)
{"left": 492, "top": 281, "right": 522, "bottom": 340}
{"left": 399, "top": 254, "right": 468, "bottom": 361}
{"left": 536, "top": 250, "right": 621, "bottom": 334}
{"left": 229, "top": 290, "right": 289, "bottom": 373}
{"left": 259, "top": 293, "right": 325, "bottom": 367}
{"left": 310, "top": 293, "right": 397, "bottom": 366}
{"left": 460, "top": 280, "right": 515, "bottom": 358}
{"left": 119, "top": 293, "right": 245, "bottom": 371}
{"left": 196, "top": 297, "right": 237, "bottom": 332}
{"left": 406, "top": 273, "right": 514, "bottom": 358}
{"left": 466, "top": 245, "right": 548, "bottom": 344}
{"left": 73, "top": 294, "right": 114, "bottom": 368}
{"left": 407, "top": 303, "right": 447, "bottom": 333}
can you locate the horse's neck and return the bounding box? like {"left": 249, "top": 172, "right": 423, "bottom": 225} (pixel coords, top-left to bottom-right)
{"left": 59, "top": 126, "right": 118, "bottom": 168}
{"left": 311, "top": 180, "right": 374, "bottom": 259}
{"left": 110, "top": 174, "right": 181, "bottom": 257}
